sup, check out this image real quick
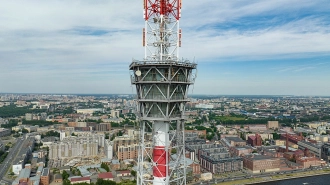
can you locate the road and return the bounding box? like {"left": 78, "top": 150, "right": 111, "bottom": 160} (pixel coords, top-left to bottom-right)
{"left": 193, "top": 166, "right": 330, "bottom": 185}
{"left": 0, "top": 136, "right": 25, "bottom": 180}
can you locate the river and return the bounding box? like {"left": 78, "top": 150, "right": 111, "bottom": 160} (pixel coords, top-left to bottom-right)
{"left": 254, "top": 173, "right": 330, "bottom": 185}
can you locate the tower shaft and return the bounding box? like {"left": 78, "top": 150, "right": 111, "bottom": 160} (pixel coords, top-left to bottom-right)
{"left": 130, "top": 1, "right": 196, "bottom": 185}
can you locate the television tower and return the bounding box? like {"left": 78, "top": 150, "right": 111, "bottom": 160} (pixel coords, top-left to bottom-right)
{"left": 129, "top": 1, "right": 197, "bottom": 185}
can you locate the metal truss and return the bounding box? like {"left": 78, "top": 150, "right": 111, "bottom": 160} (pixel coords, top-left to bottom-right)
{"left": 131, "top": 62, "right": 196, "bottom": 185}
{"left": 131, "top": 1, "right": 197, "bottom": 185}
{"left": 144, "top": 18, "right": 180, "bottom": 61}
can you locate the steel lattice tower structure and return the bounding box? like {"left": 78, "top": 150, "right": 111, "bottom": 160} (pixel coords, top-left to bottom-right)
{"left": 129, "top": 1, "right": 197, "bottom": 185}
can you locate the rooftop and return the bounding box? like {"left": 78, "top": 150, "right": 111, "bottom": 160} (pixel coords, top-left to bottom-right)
{"left": 246, "top": 155, "right": 279, "bottom": 161}
{"left": 42, "top": 168, "right": 49, "bottom": 176}
{"left": 298, "top": 140, "right": 322, "bottom": 149}
{"left": 225, "top": 137, "right": 246, "bottom": 143}
{"left": 98, "top": 172, "right": 114, "bottom": 179}
{"left": 18, "top": 168, "right": 31, "bottom": 179}
{"left": 70, "top": 176, "right": 90, "bottom": 182}
{"left": 54, "top": 174, "right": 62, "bottom": 180}
{"left": 112, "top": 159, "right": 120, "bottom": 164}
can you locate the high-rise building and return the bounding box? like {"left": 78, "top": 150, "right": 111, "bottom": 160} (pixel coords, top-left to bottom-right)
{"left": 60, "top": 131, "right": 65, "bottom": 141}
{"left": 104, "top": 139, "right": 113, "bottom": 159}
{"left": 49, "top": 134, "right": 104, "bottom": 159}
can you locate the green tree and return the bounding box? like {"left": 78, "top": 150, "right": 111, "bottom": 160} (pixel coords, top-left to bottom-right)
{"left": 1, "top": 119, "right": 18, "bottom": 128}
{"left": 96, "top": 179, "right": 116, "bottom": 185}
{"left": 206, "top": 132, "right": 214, "bottom": 141}
{"left": 101, "top": 162, "right": 110, "bottom": 172}
{"left": 272, "top": 133, "right": 281, "bottom": 140}
{"left": 62, "top": 170, "right": 70, "bottom": 180}
{"left": 117, "top": 131, "right": 123, "bottom": 136}
{"left": 110, "top": 134, "right": 116, "bottom": 141}
{"left": 131, "top": 170, "right": 137, "bottom": 177}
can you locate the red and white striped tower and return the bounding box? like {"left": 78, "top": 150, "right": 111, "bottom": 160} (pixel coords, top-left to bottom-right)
{"left": 130, "top": 1, "right": 197, "bottom": 185}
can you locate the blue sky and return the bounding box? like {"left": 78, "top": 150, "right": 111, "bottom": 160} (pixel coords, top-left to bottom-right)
{"left": 0, "top": 0, "right": 330, "bottom": 95}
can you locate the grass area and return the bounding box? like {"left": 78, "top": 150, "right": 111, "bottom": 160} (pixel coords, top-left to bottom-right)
{"left": 214, "top": 116, "right": 245, "bottom": 121}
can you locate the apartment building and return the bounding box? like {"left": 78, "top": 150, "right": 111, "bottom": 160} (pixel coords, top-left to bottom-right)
{"left": 200, "top": 155, "right": 243, "bottom": 174}
{"left": 49, "top": 134, "right": 104, "bottom": 159}
{"left": 104, "top": 139, "right": 113, "bottom": 159}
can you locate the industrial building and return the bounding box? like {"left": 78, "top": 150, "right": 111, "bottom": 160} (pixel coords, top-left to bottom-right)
{"left": 297, "top": 140, "right": 322, "bottom": 158}
{"left": 243, "top": 155, "right": 281, "bottom": 174}
{"left": 0, "top": 128, "right": 11, "bottom": 137}
{"left": 198, "top": 143, "right": 243, "bottom": 174}
{"left": 280, "top": 133, "right": 304, "bottom": 144}
{"left": 321, "top": 143, "right": 330, "bottom": 162}
{"left": 247, "top": 134, "right": 262, "bottom": 147}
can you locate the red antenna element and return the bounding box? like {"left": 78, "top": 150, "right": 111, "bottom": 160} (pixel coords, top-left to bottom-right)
{"left": 144, "top": 0, "right": 181, "bottom": 20}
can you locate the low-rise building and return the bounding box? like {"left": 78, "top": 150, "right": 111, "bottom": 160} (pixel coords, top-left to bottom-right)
{"left": 70, "top": 176, "right": 91, "bottom": 184}
{"left": 40, "top": 168, "right": 50, "bottom": 185}
{"left": 116, "top": 170, "right": 131, "bottom": 177}
{"left": 230, "top": 146, "right": 253, "bottom": 157}
{"left": 200, "top": 155, "right": 243, "bottom": 174}
{"left": 296, "top": 157, "right": 326, "bottom": 168}
{"left": 243, "top": 155, "right": 280, "bottom": 174}
{"left": 17, "top": 168, "right": 31, "bottom": 183}
{"left": 0, "top": 128, "right": 11, "bottom": 137}
{"left": 297, "top": 140, "right": 322, "bottom": 158}
{"left": 111, "top": 160, "right": 120, "bottom": 170}
{"left": 98, "top": 172, "right": 114, "bottom": 181}
{"left": 222, "top": 137, "right": 246, "bottom": 147}
{"left": 267, "top": 121, "right": 279, "bottom": 129}
{"left": 54, "top": 174, "right": 63, "bottom": 183}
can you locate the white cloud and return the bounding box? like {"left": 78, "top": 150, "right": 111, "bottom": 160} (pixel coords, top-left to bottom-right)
{"left": 0, "top": 0, "right": 330, "bottom": 94}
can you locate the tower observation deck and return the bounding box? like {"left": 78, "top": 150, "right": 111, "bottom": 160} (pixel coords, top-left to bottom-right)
{"left": 129, "top": 1, "right": 197, "bottom": 185}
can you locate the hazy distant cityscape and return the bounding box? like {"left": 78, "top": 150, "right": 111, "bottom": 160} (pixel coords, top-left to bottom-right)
{"left": 0, "top": 93, "right": 329, "bottom": 184}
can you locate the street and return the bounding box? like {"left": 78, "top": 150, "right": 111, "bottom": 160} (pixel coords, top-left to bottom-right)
{"left": 0, "top": 136, "right": 26, "bottom": 181}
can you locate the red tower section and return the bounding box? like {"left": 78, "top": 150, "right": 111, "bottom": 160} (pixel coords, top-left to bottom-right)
{"left": 144, "top": 0, "right": 181, "bottom": 20}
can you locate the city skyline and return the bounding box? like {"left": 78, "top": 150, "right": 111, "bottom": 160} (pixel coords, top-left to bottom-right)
{"left": 1, "top": 0, "right": 330, "bottom": 95}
